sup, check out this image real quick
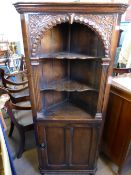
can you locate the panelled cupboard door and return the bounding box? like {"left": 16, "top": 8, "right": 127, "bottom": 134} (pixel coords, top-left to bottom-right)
{"left": 36, "top": 122, "right": 101, "bottom": 170}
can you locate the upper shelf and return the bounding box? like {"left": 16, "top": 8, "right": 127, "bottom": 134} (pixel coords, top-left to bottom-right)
{"left": 30, "top": 52, "right": 110, "bottom": 65}
{"left": 33, "top": 52, "right": 104, "bottom": 60}
{"left": 40, "top": 79, "right": 96, "bottom": 92}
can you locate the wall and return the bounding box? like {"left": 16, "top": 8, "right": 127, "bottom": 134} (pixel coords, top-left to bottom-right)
{"left": 125, "top": 0, "right": 131, "bottom": 21}
{"left": 0, "top": 0, "right": 24, "bottom": 54}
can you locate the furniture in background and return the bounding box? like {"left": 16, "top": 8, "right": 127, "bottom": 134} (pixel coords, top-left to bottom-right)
{"left": 9, "top": 54, "right": 21, "bottom": 72}
{"left": 0, "top": 93, "right": 10, "bottom": 131}
{"left": 118, "top": 22, "right": 130, "bottom": 48}
{"left": 19, "top": 55, "right": 28, "bottom": 82}
{"left": 0, "top": 60, "right": 30, "bottom": 158}
{"left": 0, "top": 87, "right": 33, "bottom": 158}
{"left": 0, "top": 67, "right": 28, "bottom": 98}
{"left": 113, "top": 22, "right": 131, "bottom": 69}
{"left": 14, "top": 2, "right": 127, "bottom": 174}
{"left": 0, "top": 50, "right": 10, "bottom": 73}
{"left": 0, "top": 92, "right": 16, "bottom": 175}
{"left": 0, "top": 41, "right": 10, "bottom": 73}
{"left": 0, "top": 41, "right": 9, "bottom": 51}
{"left": 102, "top": 73, "right": 131, "bottom": 175}
{"left": 113, "top": 67, "right": 131, "bottom": 76}
{"left": 0, "top": 40, "right": 23, "bottom": 74}
{"left": 19, "top": 55, "right": 26, "bottom": 72}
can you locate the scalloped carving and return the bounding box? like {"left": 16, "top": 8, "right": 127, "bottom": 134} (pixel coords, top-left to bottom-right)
{"left": 28, "top": 13, "right": 116, "bottom": 57}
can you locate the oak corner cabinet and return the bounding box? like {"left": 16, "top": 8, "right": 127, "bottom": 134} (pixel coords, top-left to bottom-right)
{"left": 14, "top": 2, "right": 127, "bottom": 175}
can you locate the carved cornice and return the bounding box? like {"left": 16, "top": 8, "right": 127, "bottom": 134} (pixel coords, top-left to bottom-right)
{"left": 28, "top": 13, "right": 117, "bottom": 57}
{"left": 14, "top": 2, "right": 128, "bottom": 14}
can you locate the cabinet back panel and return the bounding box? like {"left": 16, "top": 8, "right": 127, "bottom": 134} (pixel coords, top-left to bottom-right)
{"left": 38, "top": 23, "right": 69, "bottom": 54}
{"left": 39, "top": 59, "right": 68, "bottom": 89}
{"left": 37, "top": 23, "right": 105, "bottom": 57}
{"left": 42, "top": 91, "right": 67, "bottom": 110}
{"left": 70, "top": 92, "right": 98, "bottom": 116}
{"left": 70, "top": 60, "right": 102, "bottom": 89}
{"left": 70, "top": 23, "right": 105, "bottom": 57}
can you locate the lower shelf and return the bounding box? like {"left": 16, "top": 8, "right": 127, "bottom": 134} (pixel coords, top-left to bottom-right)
{"left": 40, "top": 79, "right": 95, "bottom": 92}
{"left": 37, "top": 102, "right": 99, "bottom": 121}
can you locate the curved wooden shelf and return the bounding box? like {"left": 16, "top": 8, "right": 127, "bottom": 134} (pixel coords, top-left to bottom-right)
{"left": 37, "top": 102, "right": 93, "bottom": 120}
{"left": 40, "top": 80, "right": 96, "bottom": 92}
{"left": 37, "top": 52, "right": 101, "bottom": 60}
{"left": 37, "top": 102, "right": 102, "bottom": 121}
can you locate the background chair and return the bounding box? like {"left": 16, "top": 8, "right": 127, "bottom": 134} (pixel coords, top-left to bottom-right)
{"left": 113, "top": 67, "right": 131, "bottom": 76}
{"left": 0, "top": 67, "right": 29, "bottom": 98}
{"left": 0, "top": 50, "right": 10, "bottom": 74}
{"left": 0, "top": 87, "right": 34, "bottom": 158}
{"left": 0, "top": 59, "right": 32, "bottom": 158}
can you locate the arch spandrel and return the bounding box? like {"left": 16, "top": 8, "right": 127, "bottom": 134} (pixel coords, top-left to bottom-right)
{"left": 28, "top": 13, "right": 117, "bottom": 57}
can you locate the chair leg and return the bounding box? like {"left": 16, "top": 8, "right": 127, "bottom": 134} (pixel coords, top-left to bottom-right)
{"left": 8, "top": 121, "right": 14, "bottom": 137}
{"left": 17, "top": 127, "right": 25, "bottom": 159}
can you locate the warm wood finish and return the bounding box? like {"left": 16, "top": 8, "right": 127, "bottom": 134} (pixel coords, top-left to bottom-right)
{"left": 32, "top": 52, "right": 104, "bottom": 60}
{"left": 40, "top": 79, "right": 95, "bottom": 92}
{"left": 14, "top": 2, "right": 127, "bottom": 14}
{"left": 37, "top": 102, "right": 102, "bottom": 121}
{"left": 14, "top": 2, "right": 127, "bottom": 174}
{"left": 102, "top": 74, "right": 131, "bottom": 175}
{"left": 37, "top": 121, "right": 101, "bottom": 174}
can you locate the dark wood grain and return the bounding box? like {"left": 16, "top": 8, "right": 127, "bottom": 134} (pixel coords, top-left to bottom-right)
{"left": 14, "top": 2, "right": 127, "bottom": 174}
{"left": 102, "top": 83, "right": 131, "bottom": 175}
{"left": 36, "top": 52, "right": 103, "bottom": 60}
{"left": 37, "top": 102, "right": 93, "bottom": 120}
{"left": 36, "top": 121, "right": 101, "bottom": 173}
{"left": 14, "top": 2, "right": 128, "bottom": 14}
{"left": 40, "top": 79, "right": 96, "bottom": 92}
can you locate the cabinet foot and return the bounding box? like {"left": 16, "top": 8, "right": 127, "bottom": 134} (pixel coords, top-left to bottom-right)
{"left": 118, "top": 168, "right": 123, "bottom": 175}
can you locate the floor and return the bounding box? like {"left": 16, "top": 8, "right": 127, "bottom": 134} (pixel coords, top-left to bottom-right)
{"left": 3, "top": 116, "right": 131, "bottom": 175}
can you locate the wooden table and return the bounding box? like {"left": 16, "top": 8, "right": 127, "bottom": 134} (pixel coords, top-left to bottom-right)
{"left": 102, "top": 73, "right": 131, "bottom": 175}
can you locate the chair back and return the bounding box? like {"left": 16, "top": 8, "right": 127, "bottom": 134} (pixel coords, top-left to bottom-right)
{"left": 0, "top": 68, "right": 28, "bottom": 93}
{"left": 19, "top": 55, "right": 26, "bottom": 71}
{"left": 0, "top": 68, "right": 7, "bottom": 87}
{"left": 0, "top": 87, "right": 31, "bottom": 123}
{"left": 113, "top": 68, "right": 131, "bottom": 76}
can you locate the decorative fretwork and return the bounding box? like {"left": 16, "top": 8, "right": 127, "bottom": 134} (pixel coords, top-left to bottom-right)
{"left": 28, "top": 13, "right": 116, "bottom": 57}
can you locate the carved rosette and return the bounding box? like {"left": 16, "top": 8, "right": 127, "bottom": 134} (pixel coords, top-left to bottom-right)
{"left": 28, "top": 13, "right": 116, "bottom": 57}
